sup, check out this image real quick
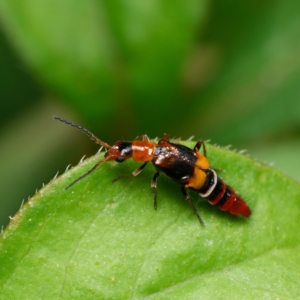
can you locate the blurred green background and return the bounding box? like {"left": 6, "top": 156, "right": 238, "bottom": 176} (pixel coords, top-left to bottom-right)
{"left": 0, "top": 0, "right": 299, "bottom": 229}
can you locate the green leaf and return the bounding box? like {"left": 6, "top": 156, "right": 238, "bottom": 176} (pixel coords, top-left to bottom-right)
{"left": 180, "top": 0, "right": 300, "bottom": 144}
{"left": 0, "top": 0, "right": 207, "bottom": 133}
{"left": 1, "top": 142, "right": 300, "bottom": 299}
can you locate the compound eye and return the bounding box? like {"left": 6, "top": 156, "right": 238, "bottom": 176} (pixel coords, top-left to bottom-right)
{"left": 116, "top": 156, "right": 125, "bottom": 163}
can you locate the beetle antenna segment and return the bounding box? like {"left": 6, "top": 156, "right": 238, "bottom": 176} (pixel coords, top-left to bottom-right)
{"left": 53, "top": 115, "right": 111, "bottom": 148}
{"left": 65, "top": 157, "right": 110, "bottom": 190}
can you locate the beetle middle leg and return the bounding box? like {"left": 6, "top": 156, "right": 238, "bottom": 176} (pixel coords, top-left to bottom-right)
{"left": 151, "top": 172, "right": 160, "bottom": 210}
{"left": 181, "top": 186, "right": 205, "bottom": 226}
{"left": 112, "top": 162, "right": 148, "bottom": 182}
{"left": 162, "top": 133, "right": 169, "bottom": 141}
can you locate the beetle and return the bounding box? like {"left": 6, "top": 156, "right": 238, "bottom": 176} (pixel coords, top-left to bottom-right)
{"left": 54, "top": 116, "right": 251, "bottom": 225}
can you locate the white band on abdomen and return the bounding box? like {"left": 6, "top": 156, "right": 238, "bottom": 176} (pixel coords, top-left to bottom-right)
{"left": 199, "top": 169, "right": 217, "bottom": 198}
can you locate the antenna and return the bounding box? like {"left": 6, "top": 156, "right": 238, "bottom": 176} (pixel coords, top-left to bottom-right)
{"left": 53, "top": 115, "right": 111, "bottom": 148}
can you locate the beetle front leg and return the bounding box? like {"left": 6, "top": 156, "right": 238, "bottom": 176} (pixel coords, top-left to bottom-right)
{"left": 112, "top": 162, "right": 148, "bottom": 182}
{"left": 135, "top": 134, "right": 150, "bottom": 142}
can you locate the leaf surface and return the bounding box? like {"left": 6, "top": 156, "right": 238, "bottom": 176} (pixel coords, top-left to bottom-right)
{"left": 1, "top": 142, "right": 299, "bottom": 299}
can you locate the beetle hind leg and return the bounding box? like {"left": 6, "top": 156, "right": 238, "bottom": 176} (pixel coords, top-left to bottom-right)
{"left": 193, "top": 140, "right": 207, "bottom": 157}
{"left": 181, "top": 187, "right": 205, "bottom": 226}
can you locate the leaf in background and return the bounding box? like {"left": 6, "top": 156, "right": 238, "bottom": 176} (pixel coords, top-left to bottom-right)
{"left": 1, "top": 142, "right": 299, "bottom": 298}
{"left": 0, "top": 103, "right": 88, "bottom": 229}
{"left": 184, "top": 0, "right": 300, "bottom": 144}
{"left": 0, "top": 0, "right": 299, "bottom": 144}
{"left": 248, "top": 139, "right": 300, "bottom": 182}
{"left": 0, "top": 1, "right": 208, "bottom": 139}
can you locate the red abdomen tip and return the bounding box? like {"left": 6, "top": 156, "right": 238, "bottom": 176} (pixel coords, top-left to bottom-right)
{"left": 229, "top": 196, "right": 251, "bottom": 217}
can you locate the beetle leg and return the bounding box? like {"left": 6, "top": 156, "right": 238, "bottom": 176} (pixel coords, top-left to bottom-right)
{"left": 181, "top": 186, "right": 205, "bottom": 226}
{"left": 112, "top": 162, "right": 148, "bottom": 182}
{"left": 135, "top": 134, "right": 150, "bottom": 141}
{"left": 162, "top": 133, "right": 169, "bottom": 141}
{"left": 151, "top": 172, "right": 160, "bottom": 210}
{"left": 193, "top": 140, "right": 207, "bottom": 157}
{"left": 142, "top": 134, "right": 150, "bottom": 141}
